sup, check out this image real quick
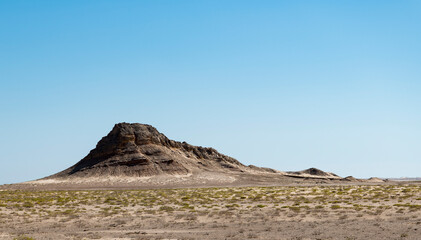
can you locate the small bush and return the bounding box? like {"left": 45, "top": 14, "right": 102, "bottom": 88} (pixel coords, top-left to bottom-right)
{"left": 159, "top": 206, "right": 174, "bottom": 212}
{"left": 13, "top": 235, "right": 35, "bottom": 240}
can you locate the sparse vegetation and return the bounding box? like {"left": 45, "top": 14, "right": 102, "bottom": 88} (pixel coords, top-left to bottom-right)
{"left": 0, "top": 184, "right": 420, "bottom": 239}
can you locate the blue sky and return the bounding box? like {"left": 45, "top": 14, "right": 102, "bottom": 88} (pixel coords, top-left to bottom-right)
{"left": 1, "top": 1, "right": 420, "bottom": 184}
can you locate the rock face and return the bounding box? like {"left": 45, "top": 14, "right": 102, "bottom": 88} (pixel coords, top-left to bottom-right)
{"left": 51, "top": 123, "right": 271, "bottom": 178}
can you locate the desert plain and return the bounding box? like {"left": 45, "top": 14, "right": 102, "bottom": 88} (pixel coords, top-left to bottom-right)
{"left": 2, "top": 123, "right": 421, "bottom": 239}
{"left": 1, "top": 182, "right": 421, "bottom": 240}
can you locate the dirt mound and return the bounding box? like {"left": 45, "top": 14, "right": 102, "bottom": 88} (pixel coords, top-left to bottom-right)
{"left": 285, "top": 168, "right": 341, "bottom": 180}
{"left": 302, "top": 168, "right": 332, "bottom": 176}
{"left": 342, "top": 176, "right": 359, "bottom": 182}
{"left": 366, "top": 177, "right": 385, "bottom": 183}
{"left": 49, "top": 123, "right": 274, "bottom": 179}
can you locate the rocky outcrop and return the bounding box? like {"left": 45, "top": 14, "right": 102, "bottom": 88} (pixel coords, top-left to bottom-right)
{"left": 50, "top": 123, "right": 274, "bottom": 178}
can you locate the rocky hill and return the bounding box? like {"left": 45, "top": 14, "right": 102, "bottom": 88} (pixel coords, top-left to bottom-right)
{"left": 50, "top": 123, "right": 276, "bottom": 179}
{"left": 0, "top": 122, "right": 386, "bottom": 190}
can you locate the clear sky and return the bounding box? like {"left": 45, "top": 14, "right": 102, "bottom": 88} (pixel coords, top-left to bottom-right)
{"left": 1, "top": 1, "right": 420, "bottom": 184}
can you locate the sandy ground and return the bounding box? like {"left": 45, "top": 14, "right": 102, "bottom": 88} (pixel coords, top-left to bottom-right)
{"left": 1, "top": 183, "right": 421, "bottom": 239}
{"left": 0, "top": 172, "right": 385, "bottom": 191}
